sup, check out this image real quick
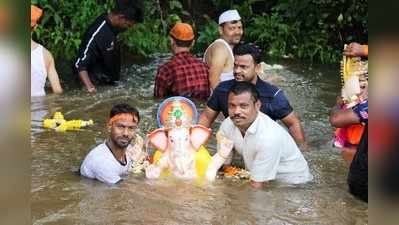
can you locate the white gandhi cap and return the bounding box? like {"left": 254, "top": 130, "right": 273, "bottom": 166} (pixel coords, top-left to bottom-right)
{"left": 218, "top": 9, "right": 241, "bottom": 25}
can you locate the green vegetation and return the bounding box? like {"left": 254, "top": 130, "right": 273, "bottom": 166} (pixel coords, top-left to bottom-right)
{"left": 234, "top": 0, "right": 368, "bottom": 63}
{"left": 120, "top": 0, "right": 185, "bottom": 56}
{"left": 31, "top": 0, "right": 367, "bottom": 64}
{"left": 31, "top": 0, "right": 114, "bottom": 59}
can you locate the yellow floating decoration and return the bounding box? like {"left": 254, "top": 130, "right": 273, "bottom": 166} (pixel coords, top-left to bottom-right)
{"left": 42, "top": 112, "right": 94, "bottom": 132}
{"left": 43, "top": 119, "right": 57, "bottom": 129}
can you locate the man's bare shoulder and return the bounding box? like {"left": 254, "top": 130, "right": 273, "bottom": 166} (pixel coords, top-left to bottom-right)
{"left": 209, "top": 41, "right": 230, "bottom": 55}
{"left": 206, "top": 42, "right": 230, "bottom": 65}
{"left": 42, "top": 47, "right": 55, "bottom": 65}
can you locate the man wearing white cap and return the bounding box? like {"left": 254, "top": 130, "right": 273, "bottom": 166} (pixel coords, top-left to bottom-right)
{"left": 204, "top": 9, "right": 243, "bottom": 90}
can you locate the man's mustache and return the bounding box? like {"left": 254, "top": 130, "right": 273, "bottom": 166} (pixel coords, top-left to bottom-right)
{"left": 233, "top": 115, "right": 244, "bottom": 119}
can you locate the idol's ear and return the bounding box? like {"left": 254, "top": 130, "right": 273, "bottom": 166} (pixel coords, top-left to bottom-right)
{"left": 147, "top": 128, "right": 168, "bottom": 152}
{"left": 190, "top": 125, "right": 212, "bottom": 150}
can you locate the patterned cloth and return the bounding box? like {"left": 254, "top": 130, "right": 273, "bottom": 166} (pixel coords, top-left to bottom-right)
{"left": 154, "top": 51, "right": 210, "bottom": 101}
{"left": 352, "top": 99, "right": 368, "bottom": 124}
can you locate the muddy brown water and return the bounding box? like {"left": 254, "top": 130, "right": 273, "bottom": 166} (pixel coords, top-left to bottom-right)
{"left": 31, "top": 54, "right": 367, "bottom": 224}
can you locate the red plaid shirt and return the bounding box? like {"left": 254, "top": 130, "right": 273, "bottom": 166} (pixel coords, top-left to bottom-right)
{"left": 154, "top": 51, "right": 210, "bottom": 101}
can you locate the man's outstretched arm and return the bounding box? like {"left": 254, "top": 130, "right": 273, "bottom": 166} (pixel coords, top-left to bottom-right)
{"left": 199, "top": 106, "right": 220, "bottom": 128}
{"left": 78, "top": 70, "right": 96, "bottom": 93}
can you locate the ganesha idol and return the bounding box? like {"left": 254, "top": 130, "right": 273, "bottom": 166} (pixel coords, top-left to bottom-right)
{"left": 145, "top": 96, "right": 233, "bottom": 181}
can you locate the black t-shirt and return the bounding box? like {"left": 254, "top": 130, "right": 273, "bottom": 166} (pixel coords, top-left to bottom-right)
{"left": 74, "top": 14, "right": 121, "bottom": 84}
{"left": 348, "top": 124, "right": 368, "bottom": 202}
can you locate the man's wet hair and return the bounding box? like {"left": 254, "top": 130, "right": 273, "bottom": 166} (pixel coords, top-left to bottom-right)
{"left": 172, "top": 37, "right": 193, "bottom": 48}
{"left": 233, "top": 43, "right": 262, "bottom": 64}
{"left": 113, "top": 0, "right": 143, "bottom": 23}
{"left": 110, "top": 103, "right": 140, "bottom": 122}
{"left": 228, "top": 81, "right": 260, "bottom": 103}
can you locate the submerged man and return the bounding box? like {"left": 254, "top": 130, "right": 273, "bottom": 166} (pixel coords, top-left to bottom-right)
{"left": 80, "top": 103, "right": 141, "bottom": 184}
{"left": 218, "top": 82, "right": 312, "bottom": 189}
{"left": 203, "top": 9, "right": 243, "bottom": 89}
{"left": 154, "top": 23, "right": 210, "bottom": 101}
{"left": 74, "top": 0, "right": 143, "bottom": 93}
{"left": 200, "top": 43, "right": 307, "bottom": 147}
{"left": 31, "top": 5, "right": 63, "bottom": 97}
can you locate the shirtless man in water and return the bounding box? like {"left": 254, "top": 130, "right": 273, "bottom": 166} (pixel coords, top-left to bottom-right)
{"left": 204, "top": 9, "right": 243, "bottom": 90}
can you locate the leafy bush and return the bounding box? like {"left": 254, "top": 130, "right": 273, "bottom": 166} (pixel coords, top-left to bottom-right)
{"left": 31, "top": 0, "right": 367, "bottom": 63}
{"left": 120, "top": 0, "right": 186, "bottom": 56}
{"left": 194, "top": 16, "right": 219, "bottom": 54}
{"left": 256, "top": 0, "right": 366, "bottom": 63}
{"left": 31, "top": 0, "right": 113, "bottom": 59}
{"left": 121, "top": 20, "right": 170, "bottom": 56}
{"left": 245, "top": 13, "right": 299, "bottom": 58}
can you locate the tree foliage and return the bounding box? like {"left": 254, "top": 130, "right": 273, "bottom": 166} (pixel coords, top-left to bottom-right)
{"left": 31, "top": 0, "right": 367, "bottom": 63}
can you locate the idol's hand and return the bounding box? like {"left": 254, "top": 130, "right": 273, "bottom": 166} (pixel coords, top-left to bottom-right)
{"left": 145, "top": 164, "right": 161, "bottom": 179}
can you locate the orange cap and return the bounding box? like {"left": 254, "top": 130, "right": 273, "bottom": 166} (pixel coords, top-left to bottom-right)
{"left": 31, "top": 5, "right": 43, "bottom": 27}
{"left": 169, "top": 23, "right": 194, "bottom": 41}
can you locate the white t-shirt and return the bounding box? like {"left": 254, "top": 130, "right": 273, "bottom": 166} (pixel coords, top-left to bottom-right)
{"left": 80, "top": 143, "right": 133, "bottom": 184}
{"left": 219, "top": 112, "right": 313, "bottom": 184}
